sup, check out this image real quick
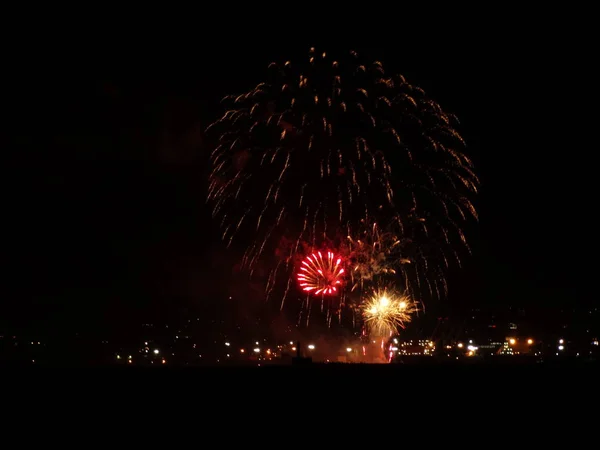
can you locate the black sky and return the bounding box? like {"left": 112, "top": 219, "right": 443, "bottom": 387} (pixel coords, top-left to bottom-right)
{"left": 2, "top": 27, "right": 593, "bottom": 336}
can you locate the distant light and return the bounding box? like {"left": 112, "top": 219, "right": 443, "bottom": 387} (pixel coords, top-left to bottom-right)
{"left": 153, "top": 349, "right": 159, "bottom": 354}
{"left": 144, "top": 342, "right": 148, "bottom": 346}
{"left": 393, "top": 339, "right": 398, "bottom": 344}
{"left": 391, "top": 347, "right": 398, "bottom": 351}
{"left": 527, "top": 339, "right": 533, "bottom": 345}
{"left": 128, "top": 355, "right": 132, "bottom": 359}
{"left": 291, "top": 347, "right": 296, "bottom": 351}
{"left": 255, "top": 341, "right": 259, "bottom": 345}
{"left": 346, "top": 348, "right": 352, "bottom": 352}
{"left": 290, "top": 341, "right": 294, "bottom": 345}
{"left": 225, "top": 342, "right": 230, "bottom": 346}
{"left": 559, "top": 339, "right": 564, "bottom": 344}
{"left": 116, "top": 355, "right": 121, "bottom": 359}
{"left": 162, "top": 359, "right": 166, "bottom": 364}
{"left": 558, "top": 345, "right": 564, "bottom": 350}
{"left": 240, "top": 349, "right": 245, "bottom": 353}
{"left": 308, "top": 344, "right": 315, "bottom": 350}
{"left": 509, "top": 339, "right": 516, "bottom": 345}
{"left": 457, "top": 343, "right": 464, "bottom": 348}
{"left": 253, "top": 348, "right": 260, "bottom": 353}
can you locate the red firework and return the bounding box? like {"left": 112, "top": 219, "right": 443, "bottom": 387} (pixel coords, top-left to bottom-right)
{"left": 297, "top": 251, "right": 345, "bottom": 295}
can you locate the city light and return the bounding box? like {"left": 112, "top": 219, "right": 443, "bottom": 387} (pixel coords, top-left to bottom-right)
{"left": 7, "top": 303, "right": 597, "bottom": 366}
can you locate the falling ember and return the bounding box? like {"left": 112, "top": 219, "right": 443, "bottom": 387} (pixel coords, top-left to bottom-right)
{"left": 297, "top": 251, "right": 345, "bottom": 296}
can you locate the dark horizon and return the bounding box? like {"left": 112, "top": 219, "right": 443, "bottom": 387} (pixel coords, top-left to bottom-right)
{"left": 2, "top": 38, "right": 593, "bottom": 340}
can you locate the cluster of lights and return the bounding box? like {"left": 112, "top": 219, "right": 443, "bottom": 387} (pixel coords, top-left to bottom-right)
{"left": 87, "top": 332, "right": 600, "bottom": 366}
{"left": 389, "top": 340, "right": 435, "bottom": 356}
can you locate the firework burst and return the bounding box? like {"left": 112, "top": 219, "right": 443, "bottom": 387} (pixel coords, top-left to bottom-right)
{"left": 297, "top": 251, "right": 344, "bottom": 295}
{"left": 341, "top": 220, "right": 406, "bottom": 291}
{"left": 206, "top": 47, "right": 478, "bottom": 314}
{"left": 361, "top": 288, "right": 418, "bottom": 338}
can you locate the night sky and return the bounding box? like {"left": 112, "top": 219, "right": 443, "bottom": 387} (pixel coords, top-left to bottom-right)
{"left": 2, "top": 31, "right": 592, "bottom": 338}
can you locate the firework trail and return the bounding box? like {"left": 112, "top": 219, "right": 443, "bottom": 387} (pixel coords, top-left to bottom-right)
{"left": 206, "top": 47, "right": 478, "bottom": 312}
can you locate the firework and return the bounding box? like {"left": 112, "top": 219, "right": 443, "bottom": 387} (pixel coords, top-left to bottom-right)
{"left": 342, "top": 219, "right": 406, "bottom": 290}
{"left": 207, "top": 47, "right": 478, "bottom": 310}
{"left": 297, "top": 251, "right": 345, "bottom": 295}
{"left": 361, "top": 288, "right": 417, "bottom": 337}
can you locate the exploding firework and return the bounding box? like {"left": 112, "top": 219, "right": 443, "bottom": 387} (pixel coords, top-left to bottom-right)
{"left": 361, "top": 288, "right": 417, "bottom": 338}
{"left": 342, "top": 220, "right": 408, "bottom": 292}
{"left": 207, "top": 47, "right": 478, "bottom": 310}
{"left": 297, "top": 251, "right": 345, "bottom": 295}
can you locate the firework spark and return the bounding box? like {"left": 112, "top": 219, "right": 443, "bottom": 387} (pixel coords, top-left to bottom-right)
{"left": 297, "top": 251, "right": 344, "bottom": 295}
{"left": 362, "top": 289, "right": 417, "bottom": 337}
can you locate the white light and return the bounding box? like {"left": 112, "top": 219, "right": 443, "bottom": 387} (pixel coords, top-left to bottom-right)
{"left": 558, "top": 345, "right": 564, "bottom": 350}
{"left": 308, "top": 344, "right": 315, "bottom": 350}
{"left": 346, "top": 348, "right": 352, "bottom": 352}
{"left": 559, "top": 339, "right": 564, "bottom": 344}
{"left": 253, "top": 348, "right": 260, "bottom": 353}
{"left": 225, "top": 342, "right": 230, "bottom": 346}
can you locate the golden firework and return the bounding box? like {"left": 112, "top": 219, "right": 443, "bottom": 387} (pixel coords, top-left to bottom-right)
{"left": 362, "top": 289, "right": 417, "bottom": 337}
